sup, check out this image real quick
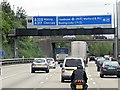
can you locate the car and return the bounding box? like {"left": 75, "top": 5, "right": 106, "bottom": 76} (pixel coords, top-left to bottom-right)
{"left": 46, "top": 58, "right": 56, "bottom": 69}
{"left": 31, "top": 58, "right": 49, "bottom": 73}
{"left": 63, "top": 35, "right": 76, "bottom": 40}
{"left": 89, "top": 56, "right": 95, "bottom": 61}
{"left": 93, "top": 35, "right": 107, "bottom": 39}
{"left": 60, "top": 57, "right": 85, "bottom": 82}
{"left": 95, "top": 57, "right": 105, "bottom": 64}
{"left": 96, "top": 58, "right": 106, "bottom": 71}
{"left": 100, "top": 61, "right": 120, "bottom": 78}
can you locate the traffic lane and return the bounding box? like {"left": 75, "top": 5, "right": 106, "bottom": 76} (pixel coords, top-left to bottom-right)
{"left": 2, "top": 64, "right": 59, "bottom": 88}
{"left": 39, "top": 65, "right": 71, "bottom": 88}
{"left": 2, "top": 63, "right": 31, "bottom": 77}
{"left": 87, "top": 61, "right": 118, "bottom": 88}
{"left": 25, "top": 62, "right": 118, "bottom": 89}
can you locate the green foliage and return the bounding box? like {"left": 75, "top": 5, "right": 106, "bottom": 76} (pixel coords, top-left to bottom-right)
{"left": 88, "top": 42, "right": 113, "bottom": 57}
{"left": 1, "top": 1, "right": 42, "bottom": 58}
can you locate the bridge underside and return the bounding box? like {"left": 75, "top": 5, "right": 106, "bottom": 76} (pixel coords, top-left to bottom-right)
{"left": 15, "top": 28, "right": 115, "bottom": 36}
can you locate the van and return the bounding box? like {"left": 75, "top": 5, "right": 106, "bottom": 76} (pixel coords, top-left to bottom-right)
{"left": 60, "top": 57, "right": 85, "bottom": 82}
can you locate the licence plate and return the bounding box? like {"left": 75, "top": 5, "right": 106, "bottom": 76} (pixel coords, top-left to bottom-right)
{"left": 37, "top": 64, "right": 42, "bottom": 66}
{"left": 66, "top": 70, "right": 73, "bottom": 72}
{"left": 76, "top": 85, "right": 83, "bottom": 89}
{"left": 108, "top": 67, "right": 115, "bottom": 69}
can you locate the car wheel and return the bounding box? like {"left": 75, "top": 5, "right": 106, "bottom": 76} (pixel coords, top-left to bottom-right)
{"left": 117, "top": 75, "right": 120, "bottom": 78}
{"left": 97, "top": 67, "right": 100, "bottom": 71}
{"left": 61, "top": 77, "right": 64, "bottom": 82}
{"left": 46, "top": 69, "right": 49, "bottom": 73}
{"left": 31, "top": 68, "right": 35, "bottom": 73}
{"left": 100, "top": 74, "right": 104, "bottom": 78}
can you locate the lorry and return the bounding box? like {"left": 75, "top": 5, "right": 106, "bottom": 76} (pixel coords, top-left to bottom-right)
{"left": 71, "top": 41, "right": 88, "bottom": 65}
{"left": 55, "top": 48, "right": 68, "bottom": 64}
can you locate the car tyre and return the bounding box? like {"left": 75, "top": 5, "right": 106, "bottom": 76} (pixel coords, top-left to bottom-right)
{"left": 97, "top": 67, "right": 100, "bottom": 71}
{"left": 31, "top": 68, "right": 35, "bottom": 73}
{"left": 61, "top": 77, "right": 64, "bottom": 82}
{"left": 117, "top": 75, "right": 120, "bottom": 78}
{"left": 100, "top": 74, "right": 104, "bottom": 78}
{"left": 46, "top": 69, "right": 49, "bottom": 73}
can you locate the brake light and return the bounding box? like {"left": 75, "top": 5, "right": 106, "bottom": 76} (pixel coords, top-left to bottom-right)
{"left": 61, "top": 68, "right": 65, "bottom": 73}
{"left": 102, "top": 67, "right": 107, "bottom": 71}
{"left": 32, "top": 63, "right": 36, "bottom": 66}
{"left": 117, "top": 67, "right": 120, "bottom": 71}
{"left": 45, "top": 63, "right": 48, "bottom": 66}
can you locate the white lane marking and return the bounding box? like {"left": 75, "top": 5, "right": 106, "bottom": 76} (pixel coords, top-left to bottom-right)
{"left": 46, "top": 78, "right": 48, "bottom": 80}
{"left": 93, "top": 82, "right": 96, "bottom": 84}
{"left": 0, "top": 71, "right": 27, "bottom": 80}
{"left": 90, "top": 78, "right": 93, "bottom": 80}
{"left": 41, "top": 82, "right": 43, "bottom": 84}
{"left": 50, "top": 75, "right": 52, "bottom": 76}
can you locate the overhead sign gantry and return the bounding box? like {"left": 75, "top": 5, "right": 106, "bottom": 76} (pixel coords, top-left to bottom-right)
{"left": 27, "top": 15, "right": 112, "bottom": 29}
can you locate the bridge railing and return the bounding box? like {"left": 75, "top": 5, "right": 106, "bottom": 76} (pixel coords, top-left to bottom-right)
{"left": 0, "top": 58, "right": 34, "bottom": 65}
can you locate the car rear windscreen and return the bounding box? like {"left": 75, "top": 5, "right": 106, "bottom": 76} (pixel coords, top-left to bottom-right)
{"left": 65, "top": 59, "right": 82, "bottom": 67}
{"left": 34, "top": 59, "right": 45, "bottom": 63}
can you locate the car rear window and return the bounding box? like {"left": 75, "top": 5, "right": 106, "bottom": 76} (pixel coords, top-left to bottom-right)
{"left": 65, "top": 59, "right": 82, "bottom": 67}
{"left": 47, "top": 59, "right": 54, "bottom": 63}
{"left": 33, "top": 59, "right": 45, "bottom": 63}
{"left": 104, "top": 62, "right": 119, "bottom": 67}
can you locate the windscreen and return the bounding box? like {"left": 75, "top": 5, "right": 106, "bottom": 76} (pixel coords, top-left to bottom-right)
{"left": 33, "top": 59, "right": 45, "bottom": 63}
{"left": 104, "top": 62, "right": 119, "bottom": 67}
{"left": 65, "top": 59, "right": 82, "bottom": 67}
{"left": 47, "top": 59, "right": 53, "bottom": 63}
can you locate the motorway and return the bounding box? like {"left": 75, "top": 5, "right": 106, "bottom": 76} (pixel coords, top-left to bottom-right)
{"left": 1, "top": 61, "right": 119, "bottom": 90}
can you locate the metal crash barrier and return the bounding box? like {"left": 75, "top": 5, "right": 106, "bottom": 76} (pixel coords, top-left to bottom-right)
{"left": 0, "top": 58, "right": 34, "bottom": 65}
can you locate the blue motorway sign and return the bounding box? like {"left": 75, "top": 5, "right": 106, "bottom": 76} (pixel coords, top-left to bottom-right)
{"left": 58, "top": 15, "right": 111, "bottom": 25}
{"left": 33, "top": 16, "right": 56, "bottom": 26}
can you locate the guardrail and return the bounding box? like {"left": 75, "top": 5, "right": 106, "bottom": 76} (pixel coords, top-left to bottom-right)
{"left": 0, "top": 58, "right": 34, "bottom": 65}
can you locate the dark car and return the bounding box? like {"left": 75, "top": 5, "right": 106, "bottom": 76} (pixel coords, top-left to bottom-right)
{"left": 96, "top": 58, "right": 106, "bottom": 71}
{"left": 100, "top": 61, "right": 120, "bottom": 78}
{"left": 93, "top": 35, "right": 107, "bottom": 39}
{"left": 89, "top": 56, "right": 95, "bottom": 61}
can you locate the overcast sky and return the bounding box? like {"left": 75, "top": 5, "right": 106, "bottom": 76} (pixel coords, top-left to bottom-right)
{"left": 7, "top": 0, "right": 117, "bottom": 16}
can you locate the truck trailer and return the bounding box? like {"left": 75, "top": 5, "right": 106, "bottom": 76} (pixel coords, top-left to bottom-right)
{"left": 71, "top": 41, "right": 88, "bottom": 65}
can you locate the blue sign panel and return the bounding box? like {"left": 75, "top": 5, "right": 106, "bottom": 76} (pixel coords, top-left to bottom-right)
{"left": 58, "top": 15, "right": 111, "bottom": 25}
{"left": 33, "top": 16, "right": 56, "bottom": 26}
{"left": 0, "top": 50, "right": 5, "bottom": 57}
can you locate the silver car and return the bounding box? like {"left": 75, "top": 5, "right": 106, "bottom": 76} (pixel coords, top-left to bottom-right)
{"left": 46, "top": 58, "right": 56, "bottom": 69}
{"left": 60, "top": 57, "right": 85, "bottom": 82}
{"left": 31, "top": 58, "right": 49, "bottom": 73}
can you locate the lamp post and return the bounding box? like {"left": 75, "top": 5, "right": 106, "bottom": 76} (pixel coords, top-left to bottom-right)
{"left": 105, "top": 1, "right": 118, "bottom": 60}
{"left": 114, "top": 0, "right": 118, "bottom": 60}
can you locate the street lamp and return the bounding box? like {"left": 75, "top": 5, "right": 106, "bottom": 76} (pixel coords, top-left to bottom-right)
{"left": 105, "top": 1, "right": 118, "bottom": 60}
{"left": 114, "top": 1, "right": 119, "bottom": 60}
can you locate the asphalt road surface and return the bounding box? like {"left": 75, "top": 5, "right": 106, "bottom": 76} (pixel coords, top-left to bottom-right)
{"left": 1, "top": 61, "right": 119, "bottom": 90}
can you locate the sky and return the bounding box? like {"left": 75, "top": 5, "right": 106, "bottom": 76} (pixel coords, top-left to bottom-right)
{"left": 6, "top": 0, "right": 117, "bottom": 16}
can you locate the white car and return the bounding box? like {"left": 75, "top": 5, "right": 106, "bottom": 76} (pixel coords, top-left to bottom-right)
{"left": 63, "top": 35, "right": 76, "bottom": 39}
{"left": 60, "top": 57, "right": 85, "bottom": 82}
{"left": 31, "top": 58, "right": 49, "bottom": 73}
{"left": 46, "top": 58, "right": 56, "bottom": 69}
